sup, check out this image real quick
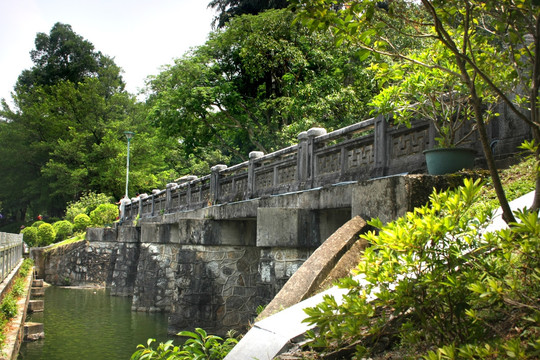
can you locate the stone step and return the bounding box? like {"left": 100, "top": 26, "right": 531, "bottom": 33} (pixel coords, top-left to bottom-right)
{"left": 28, "top": 300, "right": 44, "bottom": 313}
{"left": 32, "top": 279, "right": 44, "bottom": 287}
{"left": 31, "top": 287, "right": 45, "bottom": 297}
{"left": 24, "top": 322, "right": 45, "bottom": 341}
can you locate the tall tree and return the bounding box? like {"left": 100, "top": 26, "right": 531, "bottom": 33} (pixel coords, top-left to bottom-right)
{"left": 208, "top": 0, "right": 289, "bottom": 27}
{"left": 0, "top": 23, "right": 172, "bottom": 220}
{"left": 147, "top": 9, "right": 376, "bottom": 164}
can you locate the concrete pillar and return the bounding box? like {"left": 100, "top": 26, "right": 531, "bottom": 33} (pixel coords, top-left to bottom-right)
{"left": 307, "top": 127, "right": 327, "bottom": 187}
{"left": 210, "top": 164, "right": 228, "bottom": 205}
{"left": 247, "top": 151, "right": 264, "bottom": 197}
{"left": 166, "top": 183, "right": 177, "bottom": 211}
{"left": 372, "top": 115, "right": 388, "bottom": 178}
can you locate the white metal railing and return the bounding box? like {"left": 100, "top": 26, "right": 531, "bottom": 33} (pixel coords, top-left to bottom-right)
{"left": 0, "top": 232, "right": 23, "bottom": 283}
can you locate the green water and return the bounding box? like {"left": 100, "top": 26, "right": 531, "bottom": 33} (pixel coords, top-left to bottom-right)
{"left": 18, "top": 286, "right": 170, "bottom": 360}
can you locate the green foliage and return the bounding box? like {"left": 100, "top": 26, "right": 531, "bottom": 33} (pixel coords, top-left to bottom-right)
{"left": 19, "top": 258, "right": 34, "bottom": 277}
{"left": 0, "top": 293, "right": 17, "bottom": 320}
{"left": 302, "top": 179, "right": 540, "bottom": 358}
{"left": 65, "top": 191, "right": 113, "bottom": 222}
{"left": 131, "top": 328, "right": 238, "bottom": 360}
{"left": 73, "top": 213, "right": 92, "bottom": 232}
{"left": 53, "top": 220, "right": 74, "bottom": 241}
{"left": 37, "top": 223, "right": 56, "bottom": 246}
{"left": 31, "top": 221, "right": 45, "bottom": 228}
{"left": 89, "top": 203, "right": 118, "bottom": 227}
{"left": 368, "top": 44, "right": 501, "bottom": 148}
{"left": 21, "top": 226, "right": 39, "bottom": 247}
{"left": 147, "top": 9, "right": 376, "bottom": 163}
{"left": 11, "top": 277, "right": 25, "bottom": 298}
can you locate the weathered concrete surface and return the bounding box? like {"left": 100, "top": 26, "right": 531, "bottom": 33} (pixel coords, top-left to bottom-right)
{"left": 23, "top": 322, "right": 44, "bottom": 341}
{"left": 352, "top": 174, "right": 468, "bottom": 224}
{"left": 257, "top": 216, "right": 369, "bottom": 320}
{"left": 28, "top": 300, "right": 44, "bottom": 313}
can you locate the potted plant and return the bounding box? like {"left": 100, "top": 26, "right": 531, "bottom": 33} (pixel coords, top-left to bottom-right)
{"left": 370, "top": 49, "right": 488, "bottom": 174}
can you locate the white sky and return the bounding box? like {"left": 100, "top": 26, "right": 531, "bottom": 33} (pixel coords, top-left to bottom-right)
{"left": 0, "top": 0, "right": 215, "bottom": 103}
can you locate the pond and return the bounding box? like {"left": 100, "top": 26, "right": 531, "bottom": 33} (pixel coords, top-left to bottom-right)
{"left": 18, "top": 286, "right": 170, "bottom": 360}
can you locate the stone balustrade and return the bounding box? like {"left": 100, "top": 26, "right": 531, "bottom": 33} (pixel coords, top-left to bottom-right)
{"left": 124, "top": 105, "right": 530, "bottom": 221}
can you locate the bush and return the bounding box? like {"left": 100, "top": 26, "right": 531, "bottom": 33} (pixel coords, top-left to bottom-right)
{"left": 90, "top": 204, "right": 118, "bottom": 227}
{"left": 303, "top": 179, "right": 540, "bottom": 359}
{"left": 19, "top": 258, "right": 34, "bottom": 277}
{"left": 21, "top": 226, "right": 39, "bottom": 247}
{"left": 132, "top": 328, "right": 238, "bottom": 360}
{"left": 53, "top": 220, "right": 73, "bottom": 241}
{"left": 65, "top": 192, "right": 113, "bottom": 222}
{"left": 0, "top": 294, "right": 17, "bottom": 320}
{"left": 37, "top": 223, "right": 56, "bottom": 246}
{"left": 73, "top": 214, "right": 91, "bottom": 232}
{"left": 31, "top": 220, "right": 45, "bottom": 228}
{"left": 11, "top": 277, "right": 25, "bottom": 298}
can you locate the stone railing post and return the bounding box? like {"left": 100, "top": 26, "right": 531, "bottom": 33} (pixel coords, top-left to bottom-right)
{"left": 177, "top": 175, "right": 197, "bottom": 207}
{"left": 210, "top": 164, "right": 228, "bottom": 205}
{"left": 372, "top": 115, "right": 388, "bottom": 178}
{"left": 166, "top": 183, "right": 177, "bottom": 212}
{"left": 296, "top": 131, "right": 308, "bottom": 187}
{"left": 306, "top": 127, "right": 327, "bottom": 187}
{"left": 247, "top": 151, "right": 264, "bottom": 198}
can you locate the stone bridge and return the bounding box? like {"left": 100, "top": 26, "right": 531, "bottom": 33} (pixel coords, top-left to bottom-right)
{"left": 32, "top": 106, "right": 529, "bottom": 335}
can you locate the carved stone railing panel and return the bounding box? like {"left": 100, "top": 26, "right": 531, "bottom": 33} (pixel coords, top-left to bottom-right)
{"left": 347, "top": 142, "right": 375, "bottom": 169}
{"left": 316, "top": 150, "right": 341, "bottom": 176}
{"left": 277, "top": 164, "right": 296, "bottom": 185}
{"left": 391, "top": 126, "right": 430, "bottom": 158}
{"left": 254, "top": 169, "right": 274, "bottom": 191}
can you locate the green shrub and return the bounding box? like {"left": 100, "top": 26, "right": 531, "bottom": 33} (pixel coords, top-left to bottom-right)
{"left": 73, "top": 214, "right": 91, "bottom": 232}
{"left": 65, "top": 191, "right": 113, "bottom": 222}
{"left": 21, "top": 226, "right": 39, "bottom": 247}
{"left": 303, "top": 179, "right": 540, "bottom": 359}
{"left": 131, "top": 328, "right": 238, "bottom": 360}
{"left": 53, "top": 220, "right": 73, "bottom": 241}
{"left": 90, "top": 204, "right": 118, "bottom": 227}
{"left": 11, "top": 277, "right": 25, "bottom": 298}
{"left": 19, "top": 258, "right": 34, "bottom": 277}
{"left": 0, "top": 294, "right": 17, "bottom": 319}
{"left": 31, "top": 220, "right": 45, "bottom": 228}
{"left": 37, "top": 223, "right": 56, "bottom": 246}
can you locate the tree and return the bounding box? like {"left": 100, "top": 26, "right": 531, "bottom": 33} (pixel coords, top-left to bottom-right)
{"left": 16, "top": 22, "right": 121, "bottom": 91}
{"left": 208, "top": 0, "right": 289, "bottom": 28}
{"left": 147, "top": 9, "right": 376, "bottom": 164}
{"left": 292, "top": 0, "right": 540, "bottom": 223}
{"left": 0, "top": 23, "right": 175, "bottom": 220}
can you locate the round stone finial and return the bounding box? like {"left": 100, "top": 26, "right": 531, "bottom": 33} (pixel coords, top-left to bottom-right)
{"left": 249, "top": 151, "right": 264, "bottom": 159}
{"left": 211, "top": 164, "right": 228, "bottom": 172}
{"left": 298, "top": 131, "right": 308, "bottom": 140}
{"left": 307, "top": 127, "right": 327, "bottom": 137}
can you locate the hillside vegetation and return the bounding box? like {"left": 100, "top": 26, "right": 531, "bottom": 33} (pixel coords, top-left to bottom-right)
{"left": 288, "top": 157, "right": 539, "bottom": 359}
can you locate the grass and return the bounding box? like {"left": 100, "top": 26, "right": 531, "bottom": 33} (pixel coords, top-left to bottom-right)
{"left": 45, "top": 232, "right": 86, "bottom": 251}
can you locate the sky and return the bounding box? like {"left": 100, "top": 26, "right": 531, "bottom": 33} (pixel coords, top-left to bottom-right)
{"left": 0, "top": 0, "right": 216, "bottom": 103}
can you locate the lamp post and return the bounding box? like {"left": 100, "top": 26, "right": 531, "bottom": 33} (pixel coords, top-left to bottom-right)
{"left": 124, "top": 131, "right": 135, "bottom": 199}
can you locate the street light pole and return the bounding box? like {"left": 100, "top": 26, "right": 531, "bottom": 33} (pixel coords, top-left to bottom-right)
{"left": 124, "top": 131, "right": 135, "bottom": 199}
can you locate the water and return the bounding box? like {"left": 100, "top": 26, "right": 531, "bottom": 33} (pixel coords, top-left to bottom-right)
{"left": 18, "top": 286, "right": 170, "bottom": 360}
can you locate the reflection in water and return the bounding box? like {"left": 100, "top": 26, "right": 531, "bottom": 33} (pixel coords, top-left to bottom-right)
{"left": 18, "top": 286, "right": 169, "bottom": 360}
